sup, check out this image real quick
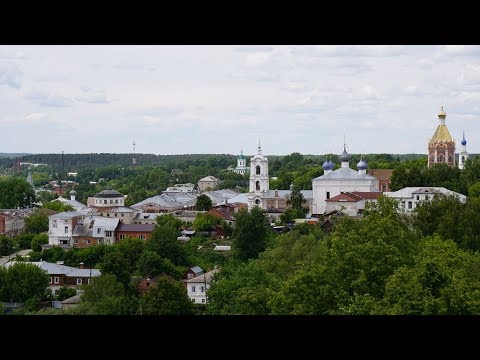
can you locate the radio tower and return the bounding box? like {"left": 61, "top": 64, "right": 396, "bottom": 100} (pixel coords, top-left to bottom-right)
{"left": 132, "top": 140, "right": 137, "bottom": 165}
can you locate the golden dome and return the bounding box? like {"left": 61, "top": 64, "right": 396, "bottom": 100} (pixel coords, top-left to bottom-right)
{"left": 438, "top": 105, "right": 447, "bottom": 119}
{"left": 430, "top": 125, "right": 454, "bottom": 143}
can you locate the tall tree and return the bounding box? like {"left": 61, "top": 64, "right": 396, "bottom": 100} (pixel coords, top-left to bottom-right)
{"left": 147, "top": 226, "right": 187, "bottom": 266}
{"left": 139, "top": 276, "right": 194, "bottom": 315}
{"left": 0, "top": 177, "right": 36, "bottom": 209}
{"left": 24, "top": 209, "right": 49, "bottom": 234}
{"left": 232, "top": 207, "right": 271, "bottom": 261}
{"left": 195, "top": 194, "right": 213, "bottom": 211}
{"left": 0, "top": 262, "right": 50, "bottom": 302}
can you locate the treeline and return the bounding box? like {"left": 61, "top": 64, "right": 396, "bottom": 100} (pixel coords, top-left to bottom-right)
{"left": 207, "top": 196, "right": 480, "bottom": 315}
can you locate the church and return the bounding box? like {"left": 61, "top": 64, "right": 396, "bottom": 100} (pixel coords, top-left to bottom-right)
{"left": 428, "top": 106, "right": 469, "bottom": 169}
{"left": 245, "top": 142, "right": 380, "bottom": 217}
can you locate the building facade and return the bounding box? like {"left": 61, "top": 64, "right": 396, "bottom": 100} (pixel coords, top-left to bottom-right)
{"left": 197, "top": 176, "right": 220, "bottom": 193}
{"left": 383, "top": 186, "right": 467, "bottom": 211}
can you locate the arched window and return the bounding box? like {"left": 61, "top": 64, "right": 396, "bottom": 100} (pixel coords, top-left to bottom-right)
{"left": 256, "top": 181, "right": 260, "bottom": 191}
{"left": 462, "top": 156, "right": 465, "bottom": 162}
{"left": 438, "top": 154, "right": 444, "bottom": 162}
{"left": 256, "top": 165, "right": 261, "bottom": 175}
{"left": 449, "top": 154, "right": 454, "bottom": 163}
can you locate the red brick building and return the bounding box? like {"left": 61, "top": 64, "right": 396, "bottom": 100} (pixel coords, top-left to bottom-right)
{"left": 115, "top": 223, "right": 155, "bottom": 241}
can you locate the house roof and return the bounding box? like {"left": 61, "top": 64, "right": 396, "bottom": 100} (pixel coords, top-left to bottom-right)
{"left": 185, "top": 269, "right": 220, "bottom": 284}
{"left": 86, "top": 206, "right": 136, "bottom": 214}
{"left": 189, "top": 266, "right": 203, "bottom": 275}
{"left": 313, "top": 167, "right": 377, "bottom": 181}
{"left": 94, "top": 189, "right": 124, "bottom": 198}
{"left": 131, "top": 193, "right": 198, "bottom": 209}
{"left": 367, "top": 169, "right": 394, "bottom": 181}
{"left": 351, "top": 191, "right": 383, "bottom": 200}
{"left": 326, "top": 192, "right": 364, "bottom": 203}
{"left": 383, "top": 187, "right": 467, "bottom": 201}
{"left": 3, "top": 261, "right": 101, "bottom": 277}
{"left": 227, "top": 193, "right": 250, "bottom": 205}
{"left": 116, "top": 223, "right": 155, "bottom": 232}
{"left": 61, "top": 294, "right": 82, "bottom": 305}
{"left": 198, "top": 176, "right": 219, "bottom": 182}
{"left": 49, "top": 211, "right": 85, "bottom": 220}
{"left": 53, "top": 197, "right": 87, "bottom": 211}
{"left": 203, "top": 189, "right": 239, "bottom": 204}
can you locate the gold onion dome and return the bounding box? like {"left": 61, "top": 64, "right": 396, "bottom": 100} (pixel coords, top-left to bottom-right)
{"left": 438, "top": 106, "right": 447, "bottom": 119}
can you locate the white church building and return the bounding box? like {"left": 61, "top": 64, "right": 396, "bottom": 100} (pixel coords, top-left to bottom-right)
{"left": 312, "top": 147, "right": 380, "bottom": 215}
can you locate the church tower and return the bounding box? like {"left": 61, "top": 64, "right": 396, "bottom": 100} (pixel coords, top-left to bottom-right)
{"left": 458, "top": 131, "right": 469, "bottom": 170}
{"left": 249, "top": 141, "right": 269, "bottom": 193}
{"left": 233, "top": 148, "right": 248, "bottom": 174}
{"left": 428, "top": 106, "right": 456, "bottom": 168}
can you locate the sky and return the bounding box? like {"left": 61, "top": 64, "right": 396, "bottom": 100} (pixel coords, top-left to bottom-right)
{"left": 0, "top": 45, "right": 479, "bottom": 156}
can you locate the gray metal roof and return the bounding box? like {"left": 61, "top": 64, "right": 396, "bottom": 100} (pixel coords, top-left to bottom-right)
{"left": 227, "top": 193, "right": 250, "bottom": 204}
{"left": 203, "top": 189, "right": 239, "bottom": 204}
{"left": 198, "top": 176, "right": 219, "bottom": 182}
{"left": 49, "top": 211, "right": 85, "bottom": 220}
{"left": 3, "top": 261, "right": 101, "bottom": 277}
{"left": 185, "top": 269, "right": 220, "bottom": 284}
{"left": 383, "top": 187, "right": 467, "bottom": 201}
{"left": 313, "top": 167, "right": 377, "bottom": 181}
{"left": 94, "top": 189, "right": 124, "bottom": 198}
{"left": 132, "top": 193, "right": 197, "bottom": 209}
{"left": 53, "top": 197, "right": 87, "bottom": 211}
{"left": 86, "top": 206, "right": 136, "bottom": 214}
{"left": 190, "top": 266, "right": 204, "bottom": 275}
{"left": 68, "top": 268, "right": 101, "bottom": 277}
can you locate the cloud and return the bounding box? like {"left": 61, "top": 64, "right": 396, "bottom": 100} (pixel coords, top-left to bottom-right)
{"left": 25, "top": 113, "right": 48, "bottom": 120}
{"left": 113, "top": 64, "right": 157, "bottom": 72}
{"left": 24, "top": 89, "right": 74, "bottom": 107}
{"left": 0, "top": 63, "right": 22, "bottom": 89}
{"left": 76, "top": 87, "right": 111, "bottom": 104}
{"left": 440, "top": 45, "right": 480, "bottom": 56}
{"left": 244, "top": 52, "right": 273, "bottom": 67}
{"left": 234, "top": 46, "right": 275, "bottom": 53}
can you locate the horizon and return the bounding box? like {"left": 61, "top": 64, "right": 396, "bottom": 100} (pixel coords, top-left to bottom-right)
{"left": 1, "top": 45, "right": 478, "bottom": 155}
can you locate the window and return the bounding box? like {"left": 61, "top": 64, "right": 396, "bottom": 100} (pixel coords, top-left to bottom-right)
{"left": 119, "top": 234, "right": 125, "bottom": 240}
{"left": 87, "top": 278, "right": 91, "bottom": 284}
{"left": 115, "top": 199, "right": 119, "bottom": 204}
{"left": 255, "top": 198, "right": 261, "bottom": 205}
{"left": 416, "top": 195, "right": 420, "bottom": 200}
{"left": 201, "top": 286, "right": 205, "bottom": 293}
{"left": 77, "top": 278, "right": 82, "bottom": 285}
{"left": 425, "top": 195, "right": 429, "bottom": 200}
{"left": 87, "top": 240, "right": 91, "bottom": 244}
{"left": 381, "top": 183, "right": 387, "bottom": 192}
{"left": 256, "top": 165, "right": 261, "bottom": 175}
{"left": 54, "top": 277, "right": 60, "bottom": 284}
{"left": 97, "top": 228, "right": 101, "bottom": 234}
{"left": 201, "top": 298, "right": 205, "bottom": 304}
{"left": 256, "top": 181, "right": 260, "bottom": 191}
{"left": 326, "top": 191, "right": 330, "bottom": 199}
{"left": 49, "top": 277, "right": 53, "bottom": 284}
{"left": 191, "top": 286, "right": 196, "bottom": 293}
{"left": 110, "top": 200, "right": 113, "bottom": 204}
{"left": 114, "top": 213, "right": 117, "bottom": 217}
{"left": 187, "top": 273, "right": 193, "bottom": 279}
{"left": 106, "top": 213, "right": 110, "bottom": 217}
{"left": 104, "top": 200, "right": 107, "bottom": 204}
{"left": 74, "top": 239, "right": 78, "bottom": 244}
{"left": 138, "top": 234, "right": 145, "bottom": 240}
{"left": 462, "top": 156, "right": 465, "bottom": 162}
{"left": 105, "top": 231, "right": 112, "bottom": 237}
{"left": 64, "top": 226, "right": 68, "bottom": 234}
{"left": 53, "top": 221, "right": 57, "bottom": 228}
{"left": 408, "top": 201, "right": 412, "bottom": 209}
{"left": 401, "top": 201, "right": 405, "bottom": 208}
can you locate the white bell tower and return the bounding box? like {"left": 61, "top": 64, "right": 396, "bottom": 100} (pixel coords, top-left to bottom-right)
{"left": 459, "top": 131, "right": 469, "bottom": 170}
{"left": 249, "top": 140, "right": 269, "bottom": 192}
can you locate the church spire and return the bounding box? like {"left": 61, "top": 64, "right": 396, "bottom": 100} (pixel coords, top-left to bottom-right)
{"left": 257, "top": 138, "right": 262, "bottom": 154}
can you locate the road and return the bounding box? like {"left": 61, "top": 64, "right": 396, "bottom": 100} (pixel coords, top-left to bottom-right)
{"left": 0, "top": 249, "right": 33, "bottom": 266}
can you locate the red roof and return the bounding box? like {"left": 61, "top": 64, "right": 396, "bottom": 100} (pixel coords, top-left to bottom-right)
{"left": 351, "top": 191, "right": 383, "bottom": 199}
{"left": 326, "top": 192, "right": 363, "bottom": 203}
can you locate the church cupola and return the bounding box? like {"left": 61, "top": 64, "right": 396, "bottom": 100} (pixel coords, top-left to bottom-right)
{"left": 459, "top": 131, "right": 469, "bottom": 170}
{"left": 428, "top": 105, "right": 456, "bottom": 168}
{"left": 357, "top": 157, "right": 368, "bottom": 175}
{"left": 322, "top": 157, "right": 334, "bottom": 174}
{"left": 339, "top": 146, "right": 352, "bottom": 168}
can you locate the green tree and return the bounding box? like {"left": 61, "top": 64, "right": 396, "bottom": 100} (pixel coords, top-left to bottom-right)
{"left": 156, "top": 213, "right": 183, "bottom": 231}
{"left": 116, "top": 237, "right": 145, "bottom": 274}
{"left": 101, "top": 251, "right": 131, "bottom": 287}
{"left": 15, "top": 233, "right": 34, "bottom": 250}
{"left": 31, "top": 233, "right": 49, "bottom": 252}
{"left": 232, "top": 207, "right": 271, "bottom": 261}
{"left": 42, "top": 201, "right": 74, "bottom": 212}
{"left": 0, "top": 262, "right": 50, "bottom": 302}
{"left": 137, "top": 250, "right": 182, "bottom": 278}
{"left": 147, "top": 226, "right": 187, "bottom": 266}
{"left": 81, "top": 274, "right": 125, "bottom": 303}
{"left": 468, "top": 181, "right": 480, "bottom": 198}
{"left": 193, "top": 213, "right": 219, "bottom": 232}
{"left": 56, "top": 286, "right": 77, "bottom": 301}
{"left": 0, "top": 177, "right": 36, "bottom": 209}
{"left": 140, "top": 277, "right": 194, "bottom": 315}
{"left": 287, "top": 184, "right": 308, "bottom": 215}
{"left": 195, "top": 194, "right": 213, "bottom": 211}
{"left": 24, "top": 209, "right": 49, "bottom": 234}
{"left": 0, "top": 236, "right": 14, "bottom": 256}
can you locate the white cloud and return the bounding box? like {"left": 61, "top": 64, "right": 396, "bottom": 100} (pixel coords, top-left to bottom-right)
{"left": 25, "top": 112, "right": 47, "bottom": 120}
{"left": 0, "top": 63, "right": 22, "bottom": 89}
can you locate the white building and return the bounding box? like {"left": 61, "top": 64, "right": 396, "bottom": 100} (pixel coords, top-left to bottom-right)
{"left": 197, "top": 176, "right": 220, "bottom": 193}
{"left": 312, "top": 147, "right": 379, "bottom": 215}
{"left": 325, "top": 191, "right": 382, "bottom": 216}
{"left": 164, "top": 183, "right": 196, "bottom": 193}
{"left": 48, "top": 211, "right": 85, "bottom": 247}
{"left": 185, "top": 269, "right": 219, "bottom": 304}
{"left": 53, "top": 190, "right": 87, "bottom": 211}
{"left": 233, "top": 149, "right": 249, "bottom": 175}
{"left": 248, "top": 142, "right": 270, "bottom": 209}
{"left": 383, "top": 186, "right": 467, "bottom": 211}
{"left": 459, "top": 132, "right": 469, "bottom": 170}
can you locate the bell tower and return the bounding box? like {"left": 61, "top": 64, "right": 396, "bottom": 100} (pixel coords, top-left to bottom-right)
{"left": 249, "top": 140, "right": 269, "bottom": 193}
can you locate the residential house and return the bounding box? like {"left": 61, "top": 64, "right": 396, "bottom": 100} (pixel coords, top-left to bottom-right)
{"left": 115, "top": 223, "right": 155, "bottom": 241}
{"left": 0, "top": 209, "right": 34, "bottom": 237}
{"left": 72, "top": 217, "right": 119, "bottom": 248}
{"left": 383, "top": 186, "right": 467, "bottom": 211}
{"left": 185, "top": 269, "right": 219, "bottom": 304}
{"left": 3, "top": 261, "right": 101, "bottom": 296}
{"left": 48, "top": 211, "right": 85, "bottom": 247}
{"left": 182, "top": 266, "right": 204, "bottom": 280}
{"left": 197, "top": 176, "right": 220, "bottom": 193}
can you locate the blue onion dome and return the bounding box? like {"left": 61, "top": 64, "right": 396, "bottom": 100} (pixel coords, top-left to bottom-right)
{"left": 357, "top": 159, "right": 368, "bottom": 170}
{"left": 327, "top": 160, "right": 335, "bottom": 170}
{"left": 322, "top": 160, "right": 331, "bottom": 170}
{"left": 461, "top": 138, "right": 467, "bottom": 146}
{"left": 339, "top": 147, "right": 352, "bottom": 162}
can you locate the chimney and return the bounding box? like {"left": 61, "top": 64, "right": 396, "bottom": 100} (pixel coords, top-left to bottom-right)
{"left": 79, "top": 262, "right": 85, "bottom": 269}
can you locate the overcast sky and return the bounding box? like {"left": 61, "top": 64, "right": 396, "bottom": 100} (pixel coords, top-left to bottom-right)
{"left": 1, "top": 45, "right": 479, "bottom": 156}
